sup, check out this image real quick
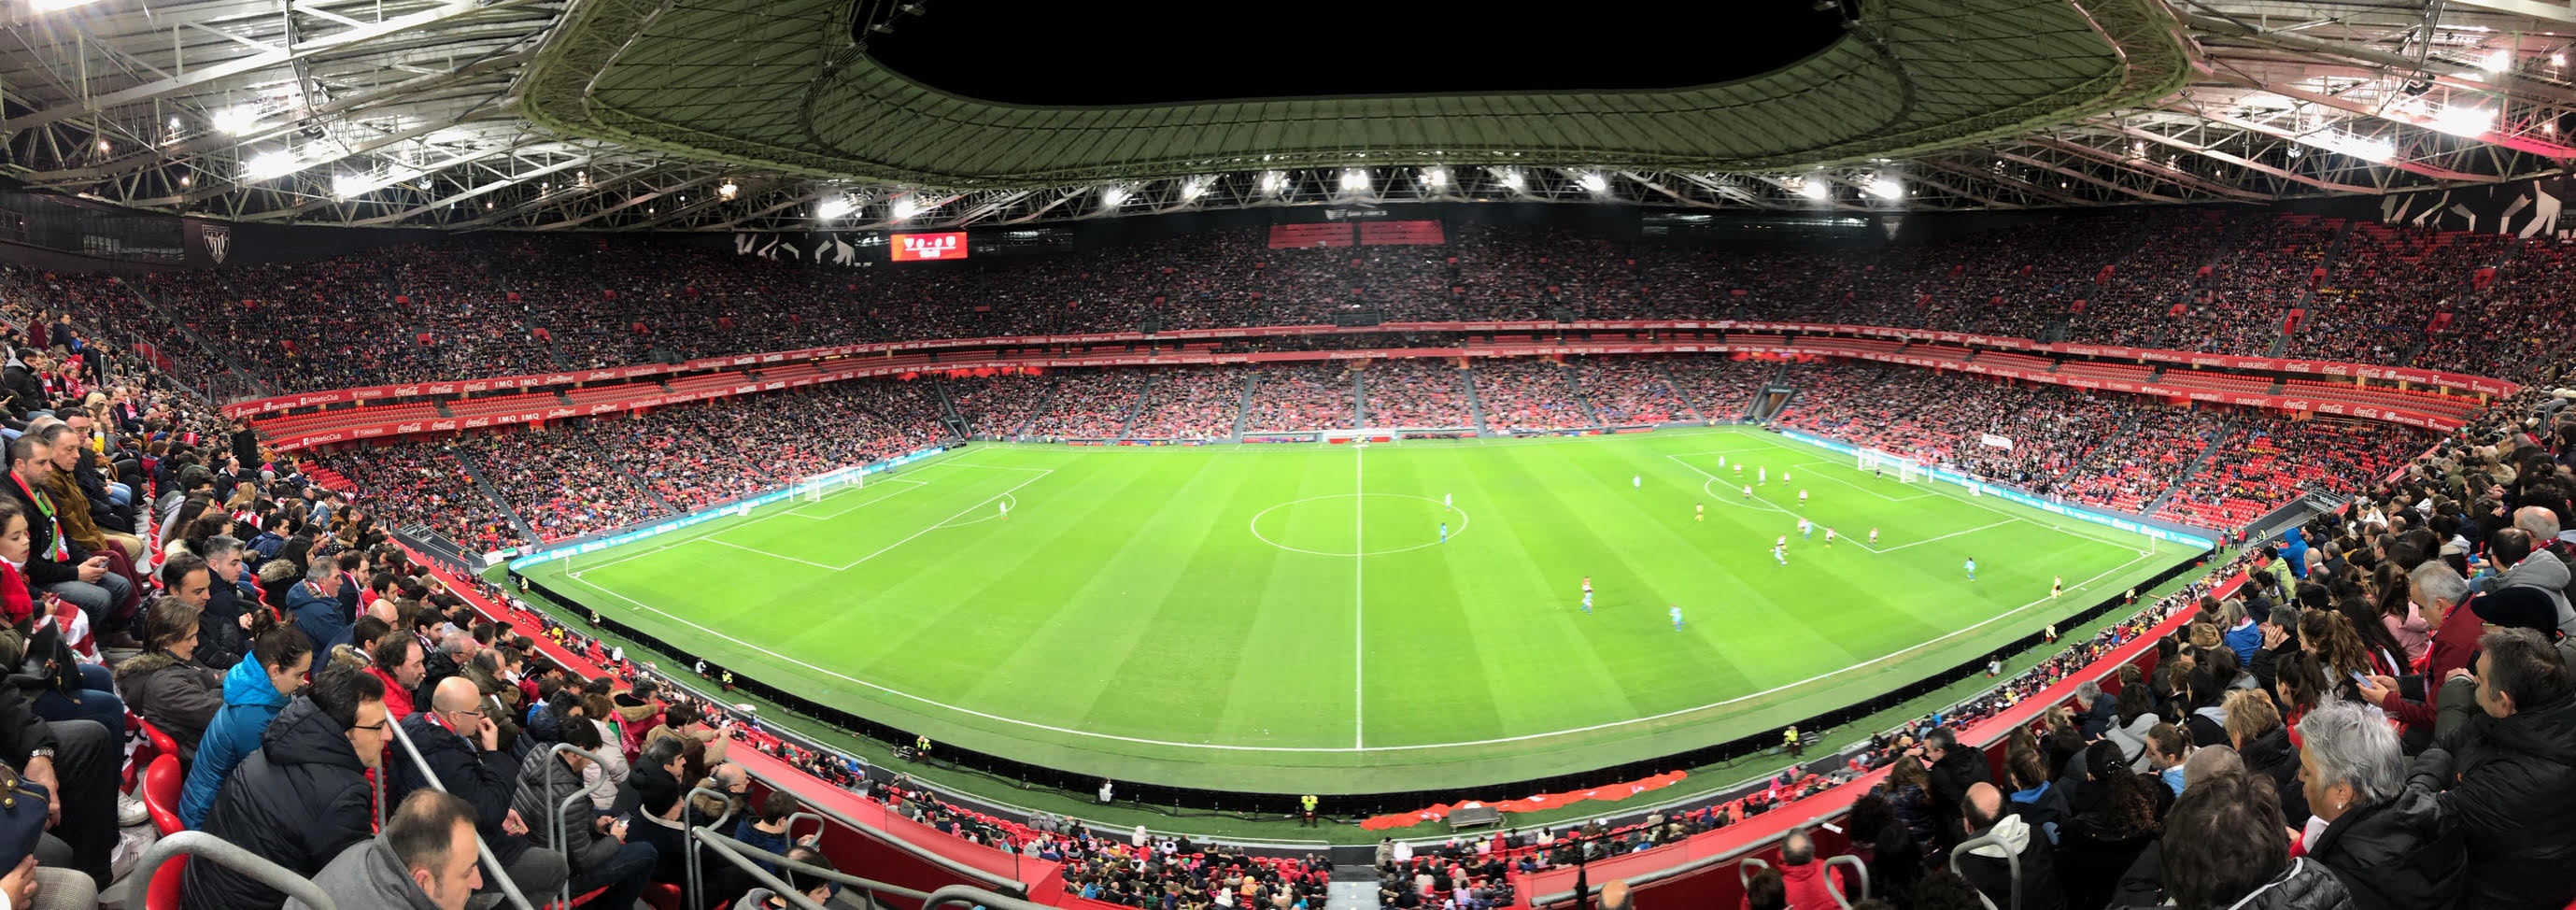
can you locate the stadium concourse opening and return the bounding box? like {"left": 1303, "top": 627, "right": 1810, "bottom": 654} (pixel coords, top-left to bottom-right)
{"left": 855, "top": 0, "right": 1847, "bottom": 106}
{"left": 508, "top": 426, "right": 2206, "bottom": 805}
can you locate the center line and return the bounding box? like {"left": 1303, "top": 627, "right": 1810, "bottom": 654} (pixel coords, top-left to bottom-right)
{"left": 1353, "top": 443, "right": 1366, "bottom": 749}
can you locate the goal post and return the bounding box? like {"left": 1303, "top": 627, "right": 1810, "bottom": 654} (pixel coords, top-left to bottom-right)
{"left": 800, "top": 468, "right": 865, "bottom": 503}
{"left": 1857, "top": 448, "right": 1921, "bottom": 483}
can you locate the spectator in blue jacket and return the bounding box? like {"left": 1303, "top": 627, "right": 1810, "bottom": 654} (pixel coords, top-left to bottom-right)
{"left": 180, "top": 623, "right": 311, "bottom": 829}
{"left": 285, "top": 558, "right": 347, "bottom": 656}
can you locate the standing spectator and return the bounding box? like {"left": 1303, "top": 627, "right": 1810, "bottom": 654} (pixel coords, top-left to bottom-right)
{"left": 2404, "top": 628, "right": 2576, "bottom": 910}
{"left": 1769, "top": 827, "right": 1847, "bottom": 909}
{"left": 1917, "top": 727, "right": 1991, "bottom": 846}
{"left": 2296, "top": 701, "right": 2462, "bottom": 910}
{"left": 290, "top": 790, "right": 484, "bottom": 910}
{"left": 186, "top": 666, "right": 390, "bottom": 909}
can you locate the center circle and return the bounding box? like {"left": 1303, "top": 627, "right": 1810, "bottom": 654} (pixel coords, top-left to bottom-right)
{"left": 1249, "top": 493, "right": 1470, "bottom": 557}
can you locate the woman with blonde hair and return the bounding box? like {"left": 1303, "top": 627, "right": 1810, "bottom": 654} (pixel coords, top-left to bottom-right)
{"left": 2223, "top": 689, "right": 2309, "bottom": 823}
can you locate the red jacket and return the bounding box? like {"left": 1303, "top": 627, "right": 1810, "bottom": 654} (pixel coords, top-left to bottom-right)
{"left": 2383, "top": 600, "right": 2482, "bottom": 729}
{"left": 1743, "top": 859, "right": 1846, "bottom": 910}
{"left": 365, "top": 666, "right": 417, "bottom": 719}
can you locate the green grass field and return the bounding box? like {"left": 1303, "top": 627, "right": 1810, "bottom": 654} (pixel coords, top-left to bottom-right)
{"left": 518, "top": 426, "right": 2187, "bottom": 793}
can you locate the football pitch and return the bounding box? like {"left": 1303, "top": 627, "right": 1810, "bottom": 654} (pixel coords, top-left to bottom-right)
{"left": 518, "top": 426, "right": 2190, "bottom": 793}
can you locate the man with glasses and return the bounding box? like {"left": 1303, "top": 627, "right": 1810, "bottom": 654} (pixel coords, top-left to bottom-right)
{"left": 392, "top": 676, "right": 569, "bottom": 903}
{"left": 185, "top": 667, "right": 389, "bottom": 908}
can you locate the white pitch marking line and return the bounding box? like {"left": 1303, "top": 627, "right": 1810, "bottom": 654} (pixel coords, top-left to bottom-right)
{"left": 820, "top": 468, "right": 1055, "bottom": 571}
{"left": 701, "top": 537, "right": 841, "bottom": 569}
{"left": 556, "top": 538, "right": 2165, "bottom": 754}
{"left": 1873, "top": 519, "right": 2017, "bottom": 552}
{"left": 1353, "top": 444, "right": 1366, "bottom": 749}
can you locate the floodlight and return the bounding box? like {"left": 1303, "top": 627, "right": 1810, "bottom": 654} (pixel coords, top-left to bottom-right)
{"left": 2480, "top": 50, "right": 2512, "bottom": 73}
{"left": 1577, "top": 172, "right": 1607, "bottom": 193}
{"left": 1493, "top": 167, "right": 1522, "bottom": 191}
{"left": 1259, "top": 171, "right": 1286, "bottom": 194}
{"left": 890, "top": 196, "right": 921, "bottom": 220}
{"left": 816, "top": 195, "right": 855, "bottom": 220}
{"left": 1101, "top": 185, "right": 1128, "bottom": 206}
{"left": 2431, "top": 105, "right": 2494, "bottom": 137}
{"left": 244, "top": 150, "right": 301, "bottom": 180}
{"left": 1340, "top": 169, "right": 1368, "bottom": 192}
{"left": 1797, "top": 178, "right": 1830, "bottom": 200}
{"left": 212, "top": 107, "right": 257, "bottom": 135}
{"left": 1422, "top": 166, "right": 1447, "bottom": 188}
{"left": 717, "top": 180, "right": 739, "bottom": 200}
{"left": 331, "top": 174, "right": 364, "bottom": 198}
{"left": 1866, "top": 177, "right": 1904, "bottom": 199}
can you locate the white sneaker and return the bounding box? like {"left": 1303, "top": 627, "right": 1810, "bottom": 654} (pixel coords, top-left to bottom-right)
{"left": 118, "top": 792, "right": 149, "bottom": 828}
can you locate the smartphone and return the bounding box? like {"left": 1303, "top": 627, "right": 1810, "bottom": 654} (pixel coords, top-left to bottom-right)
{"left": 2351, "top": 671, "right": 2371, "bottom": 686}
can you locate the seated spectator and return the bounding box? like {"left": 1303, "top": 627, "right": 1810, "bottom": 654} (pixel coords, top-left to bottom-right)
{"left": 514, "top": 715, "right": 656, "bottom": 910}
{"left": 2057, "top": 741, "right": 2162, "bottom": 910}
{"left": 2222, "top": 690, "right": 2308, "bottom": 825}
{"left": 366, "top": 633, "right": 427, "bottom": 721}
{"left": 1742, "top": 865, "right": 1786, "bottom": 910}
{"left": 2004, "top": 746, "right": 2072, "bottom": 846}
{"left": 186, "top": 666, "right": 390, "bottom": 909}
{"left": 5, "top": 424, "right": 137, "bottom": 649}
{"left": 392, "top": 676, "right": 568, "bottom": 903}
{"left": 735, "top": 791, "right": 800, "bottom": 874}
{"left": 111, "top": 596, "right": 223, "bottom": 760}
{"left": 286, "top": 558, "right": 348, "bottom": 657}
{"left": 290, "top": 789, "right": 484, "bottom": 910}
{"left": 731, "top": 850, "right": 839, "bottom": 910}
{"left": 2295, "top": 700, "right": 2462, "bottom": 910}
{"left": 1955, "top": 782, "right": 2065, "bottom": 910}
{"left": 2136, "top": 769, "right": 2351, "bottom": 909}
{"left": 181, "top": 621, "right": 314, "bottom": 829}
{"left": 2404, "top": 627, "right": 2576, "bottom": 910}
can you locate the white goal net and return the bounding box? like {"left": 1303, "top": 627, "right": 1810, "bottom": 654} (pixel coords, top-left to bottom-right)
{"left": 800, "top": 468, "right": 865, "bottom": 503}
{"left": 1857, "top": 448, "right": 1921, "bottom": 483}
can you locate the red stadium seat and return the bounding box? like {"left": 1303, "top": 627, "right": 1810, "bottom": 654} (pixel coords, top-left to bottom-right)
{"left": 143, "top": 754, "right": 186, "bottom": 836}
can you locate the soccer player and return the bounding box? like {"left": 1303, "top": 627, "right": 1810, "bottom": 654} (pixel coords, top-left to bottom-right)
{"left": 1580, "top": 576, "right": 1592, "bottom": 613}
{"left": 1632, "top": 475, "right": 1641, "bottom": 490}
{"left": 1798, "top": 489, "right": 1808, "bottom": 506}
{"left": 1718, "top": 455, "right": 1727, "bottom": 468}
{"left": 1758, "top": 466, "right": 1767, "bottom": 485}
{"left": 999, "top": 499, "right": 1010, "bottom": 521}
{"left": 1824, "top": 527, "right": 1835, "bottom": 547}
{"left": 1734, "top": 463, "right": 1743, "bottom": 476}
{"left": 1875, "top": 466, "right": 1885, "bottom": 481}
{"left": 2051, "top": 575, "right": 2063, "bottom": 598}
{"left": 1776, "top": 533, "right": 1788, "bottom": 549}
{"left": 1669, "top": 604, "right": 1684, "bottom": 631}
{"left": 1785, "top": 470, "right": 1793, "bottom": 484}
{"left": 1444, "top": 491, "right": 1453, "bottom": 511}
{"left": 1773, "top": 543, "right": 1787, "bottom": 566}
{"left": 1868, "top": 527, "right": 1879, "bottom": 545}
{"left": 1799, "top": 518, "right": 1813, "bottom": 540}
{"left": 1695, "top": 502, "right": 1705, "bottom": 521}
{"left": 1742, "top": 483, "right": 1752, "bottom": 500}
{"left": 1439, "top": 521, "right": 1449, "bottom": 543}
{"left": 1964, "top": 557, "right": 1976, "bottom": 581}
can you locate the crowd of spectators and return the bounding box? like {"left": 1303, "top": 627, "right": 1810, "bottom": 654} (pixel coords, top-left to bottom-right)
{"left": 1244, "top": 364, "right": 1357, "bottom": 432}
{"left": 950, "top": 374, "right": 1055, "bottom": 438}
{"left": 2289, "top": 225, "right": 2503, "bottom": 363}
{"left": 1472, "top": 360, "right": 1597, "bottom": 433}
{"left": 1663, "top": 356, "right": 1783, "bottom": 422}
{"left": 1126, "top": 367, "right": 1247, "bottom": 440}
{"left": 1361, "top": 360, "right": 1477, "bottom": 430}
{"left": 1572, "top": 357, "right": 1696, "bottom": 425}
{"left": 309, "top": 440, "right": 531, "bottom": 552}
{"left": 1022, "top": 371, "right": 1152, "bottom": 439}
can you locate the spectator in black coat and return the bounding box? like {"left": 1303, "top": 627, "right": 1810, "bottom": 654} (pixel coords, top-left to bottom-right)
{"left": 185, "top": 667, "right": 389, "bottom": 910}
{"left": 2297, "top": 701, "right": 2463, "bottom": 910}
{"left": 1917, "top": 726, "right": 1992, "bottom": 847}
{"left": 2130, "top": 770, "right": 2353, "bottom": 910}
{"left": 2405, "top": 627, "right": 2576, "bottom": 910}
{"left": 2225, "top": 690, "right": 2311, "bottom": 826}
{"left": 2058, "top": 742, "right": 2162, "bottom": 910}
{"left": 1956, "top": 782, "right": 2066, "bottom": 910}
{"left": 391, "top": 676, "right": 568, "bottom": 903}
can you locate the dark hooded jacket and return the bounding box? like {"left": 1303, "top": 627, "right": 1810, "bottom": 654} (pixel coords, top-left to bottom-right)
{"left": 2405, "top": 690, "right": 2576, "bottom": 910}
{"left": 2305, "top": 788, "right": 2465, "bottom": 910}
{"left": 184, "top": 697, "right": 375, "bottom": 909}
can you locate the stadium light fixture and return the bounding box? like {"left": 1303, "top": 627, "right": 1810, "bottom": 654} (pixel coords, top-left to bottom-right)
{"left": 2480, "top": 49, "right": 2512, "bottom": 73}
{"left": 2431, "top": 105, "right": 2495, "bottom": 137}
{"left": 717, "top": 180, "right": 739, "bottom": 201}
{"left": 1258, "top": 171, "right": 1286, "bottom": 194}
{"left": 1422, "top": 166, "right": 1448, "bottom": 189}
{"left": 1101, "top": 184, "right": 1128, "bottom": 207}
{"left": 1493, "top": 167, "right": 1523, "bottom": 191}
{"left": 212, "top": 107, "right": 257, "bottom": 135}
{"left": 1340, "top": 169, "right": 1369, "bottom": 192}
{"left": 2555, "top": 53, "right": 2568, "bottom": 67}
{"left": 330, "top": 174, "right": 365, "bottom": 199}
{"left": 890, "top": 196, "right": 921, "bottom": 220}
{"left": 30, "top": 0, "right": 106, "bottom": 12}
{"left": 815, "top": 195, "right": 856, "bottom": 220}
{"left": 1576, "top": 172, "right": 1608, "bottom": 193}
{"left": 1866, "top": 176, "right": 1904, "bottom": 200}
{"left": 244, "top": 149, "right": 303, "bottom": 180}
{"left": 1796, "top": 177, "right": 1830, "bottom": 200}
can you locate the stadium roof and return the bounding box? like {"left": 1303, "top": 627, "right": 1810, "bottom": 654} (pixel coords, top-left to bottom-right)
{"left": 0, "top": 0, "right": 2570, "bottom": 231}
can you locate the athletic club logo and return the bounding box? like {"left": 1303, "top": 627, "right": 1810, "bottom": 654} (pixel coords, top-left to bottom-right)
{"left": 202, "top": 224, "right": 231, "bottom": 263}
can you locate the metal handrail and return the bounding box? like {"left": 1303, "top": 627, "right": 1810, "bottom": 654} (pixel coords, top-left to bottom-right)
{"left": 692, "top": 827, "right": 947, "bottom": 910}
{"left": 545, "top": 742, "right": 614, "bottom": 909}
{"left": 684, "top": 783, "right": 740, "bottom": 910}
{"left": 1823, "top": 854, "right": 1870, "bottom": 910}
{"left": 129, "top": 830, "right": 337, "bottom": 910}
{"left": 384, "top": 716, "right": 539, "bottom": 910}
{"left": 1736, "top": 856, "right": 1768, "bottom": 888}
{"left": 1947, "top": 832, "right": 2017, "bottom": 910}
{"left": 785, "top": 810, "right": 828, "bottom": 849}
{"left": 923, "top": 882, "right": 1061, "bottom": 910}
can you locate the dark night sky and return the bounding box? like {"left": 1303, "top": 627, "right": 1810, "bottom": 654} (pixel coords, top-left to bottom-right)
{"left": 861, "top": 1, "right": 1848, "bottom": 107}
